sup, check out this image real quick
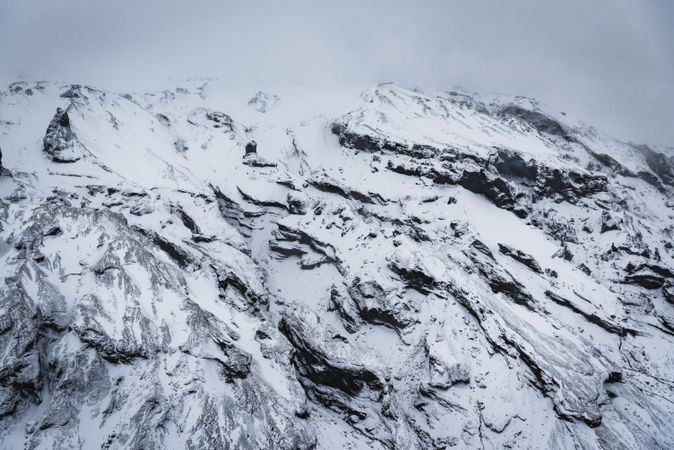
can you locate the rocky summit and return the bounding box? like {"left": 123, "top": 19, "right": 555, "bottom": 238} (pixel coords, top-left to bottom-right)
{"left": 0, "top": 80, "right": 673, "bottom": 449}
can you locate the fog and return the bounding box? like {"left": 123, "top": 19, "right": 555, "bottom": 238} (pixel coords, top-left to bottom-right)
{"left": 1, "top": 0, "right": 672, "bottom": 145}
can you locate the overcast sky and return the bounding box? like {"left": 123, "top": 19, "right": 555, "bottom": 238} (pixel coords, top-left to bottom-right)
{"left": 1, "top": 0, "right": 672, "bottom": 145}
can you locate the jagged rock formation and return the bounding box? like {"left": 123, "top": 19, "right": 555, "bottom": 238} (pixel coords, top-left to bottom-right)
{"left": 0, "top": 80, "right": 673, "bottom": 449}
{"left": 43, "top": 106, "right": 85, "bottom": 163}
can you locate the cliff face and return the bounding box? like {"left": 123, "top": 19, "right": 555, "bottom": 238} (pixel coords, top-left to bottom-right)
{"left": 0, "top": 80, "right": 673, "bottom": 449}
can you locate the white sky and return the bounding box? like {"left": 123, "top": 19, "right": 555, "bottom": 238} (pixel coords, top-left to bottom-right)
{"left": 1, "top": 0, "right": 672, "bottom": 145}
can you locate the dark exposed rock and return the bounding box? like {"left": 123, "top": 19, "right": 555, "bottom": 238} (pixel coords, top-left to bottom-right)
{"left": 385, "top": 158, "right": 530, "bottom": 217}
{"left": 535, "top": 167, "right": 607, "bottom": 201}
{"left": 187, "top": 108, "right": 234, "bottom": 132}
{"left": 421, "top": 195, "right": 439, "bottom": 203}
{"left": 277, "top": 308, "right": 391, "bottom": 445}
{"left": 664, "top": 284, "right": 674, "bottom": 304}
{"left": 493, "top": 148, "right": 538, "bottom": 181}
{"left": 457, "top": 170, "right": 524, "bottom": 216}
{"left": 498, "top": 243, "right": 543, "bottom": 274}
{"left": 279, "top": 308, "right": 384, "bottom": 396}
{"left": 544, "top": 291, "right": 633, "bottom": 336}
{"left": 5, "top": 81, "right": 674, "bottom": 450}
{"left": 356, "top": 207, "right": 430, "bottom": 243}
{"left": 348, "top": 278, "right": 415, "bottom": 329}
{"left": 43, "top": 107, "right": 83, "bottom": 163}
{"left": 269, "top": 223, "right": 339, "bottom": 270}
{"left": 214, "top": 266, "right": 268, "bottom": 307}
{"left": 0, "top": 290, "right": 42, "bottom": 414}
{"left": 625, "top": 263, "right": 674, "bottom": 279}
{"left": 530, "top": 212, "right": 580, "bottom": 244}
{"left": 60, "top": 85, "right": 85, "bottom": 99}
{"left": 242, "top": 153, "right": 277, "bottom": 167}
{"left": 624, "top": 273, "right": 665, "bottom": 289}
{"left": 310, "top": 174, "right": 385, "bottom": 205}
{"left": 471, "top": 239, "right": 494, "bottom": 259}
{"left": 181, "top": 301, "right": 252, "bottom": 379}
{"left": 635, "top": 144, "right": 674, "bottom": 188}
{"left": 499, "top": 105, "right": 570, "bottom": 140}
{"left": 586, "top": 148, "right": 630, "bottom": 174}
{"left": 327, "top": 285, "right": 362, "bottom": 333}
{"left": 238, "top": 187, "right": 287, "bottom": 210}
{"left": 606, "top": 371, "right": 623, "bottom": 383}
{"left": 600, "top": 210, "right": 620, "bottom": 233}
{"left": 9, "top": 82, "right": 27, "bottom": 95}
{"left": 331, "top": 122, "right": 438, "bottom": 159}
{"left": 389, "top": 258, "right": 438, "bottom": 294}
{"left": 393, "top": 144, "right": 607, "bottom": 214}
{"left": 132, "top": 226, "right": 192, "bottom": 268}
{"left": 491, "top": 148, "right": 606, "bottom": 205}
{"left": 464, "top": 247, "right": 536, "bottom": 310}
{"left": 171, "top": 205, "right": 201, "bottom": 234}
{"left": 493, "top": 146, "right": 609, "bottom": 203}
{"left": 155, "top": 113, "right": 170, "bottom": 127}
{"left": 577, "top": 263, "right": 592, "bottom": 275}
{"left": 78, "top": 328, "right": 148, "bottom": 363}
{"left": 268, "top": 241, "right": 305, "bottom": 257}
{"left": 212, "top": 187, "right": 259, "bottom": 239}
{"left": 245, "top": 140, "right": 258, "bottom": 155}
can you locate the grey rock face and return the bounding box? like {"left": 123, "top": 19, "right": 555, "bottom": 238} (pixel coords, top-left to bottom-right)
{"left": 43, "top": 107, "right": 85, "bottom": 162}
{"left": 664, "top": 284, "right": 674, "bottom": 304}
{"left": 0, "top": 196, "right": 313, "bottom": 449}
{"left": 635, "top": 144, "right": 674, "bottom": 188}
{"left": 245, "top": 140, "right": 257, "bottom": 154}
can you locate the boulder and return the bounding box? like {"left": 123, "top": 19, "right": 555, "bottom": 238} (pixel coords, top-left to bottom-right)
{"left": 499, "top": 105, "right": 570, "bottom": 140}
{"left": 245, "top": 140, "right": 257, "bottom": 155}
{"left": 43, "top": 107, "right": 84, "bottom": 162}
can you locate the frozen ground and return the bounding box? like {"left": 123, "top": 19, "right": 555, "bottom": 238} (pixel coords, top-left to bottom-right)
{"left": 0, "top": 80, "right": 673, "bottom": 449}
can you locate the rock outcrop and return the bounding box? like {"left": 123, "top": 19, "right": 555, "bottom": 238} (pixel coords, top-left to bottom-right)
{"left": 0, "top": 80, "right": 672, "bottom": 450}
{"left": 43, "top": 107, "right": 85, "bottom": 162}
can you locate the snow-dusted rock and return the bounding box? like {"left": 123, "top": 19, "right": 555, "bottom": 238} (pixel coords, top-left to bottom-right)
{"left": 0, "top": 80, "right": 673, "bottom": 449}
{"left": 43, "top": 107, "right": 85, "bottom": 162}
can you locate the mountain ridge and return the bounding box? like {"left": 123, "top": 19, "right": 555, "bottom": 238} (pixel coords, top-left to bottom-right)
{"left": 0, "top": 79, "right": 672, "bottom": 449}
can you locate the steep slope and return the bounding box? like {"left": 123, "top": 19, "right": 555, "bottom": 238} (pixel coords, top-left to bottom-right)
{"left": 0, "top": 80, "right": 672, "bottom": 449}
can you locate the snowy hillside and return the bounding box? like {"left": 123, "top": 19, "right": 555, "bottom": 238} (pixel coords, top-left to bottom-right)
{"left": 0, "top": 80, "right": 673, "bottom": 449}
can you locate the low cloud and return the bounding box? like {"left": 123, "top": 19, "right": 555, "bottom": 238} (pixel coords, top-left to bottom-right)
{"left": 1, "top": 0, "right": 672, "bottom": 145}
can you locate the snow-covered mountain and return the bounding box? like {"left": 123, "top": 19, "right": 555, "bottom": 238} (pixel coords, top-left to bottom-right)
{"left": 0, "top": 80, "right": 673, "bottom": 449}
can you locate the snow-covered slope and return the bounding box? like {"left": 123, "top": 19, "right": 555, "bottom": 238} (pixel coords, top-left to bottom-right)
{"left": 0, "top": 80, "right": 673, "bottom": 449}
